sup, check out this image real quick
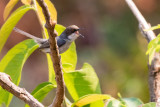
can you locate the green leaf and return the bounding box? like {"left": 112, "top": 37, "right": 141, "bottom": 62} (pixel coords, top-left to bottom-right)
{"left": 31, "top": 82, "right": 55, "bottom": 101}
{"left": 148, "top": 46, "right": 155, "bottom": 64}
{"left": 55, "top": 24, "right": 66, "bottom": 36}
{"left": 122, "top": 98, "right": 143, "bottom": 107}
{"left": 89, "top": 101, "right": 105, "bottom": 107}
{"left": 146, "top": 37, "right": 160, "bottom": 64}
{"left": 64, "top": 63, "right": 101, "bottom": 101}
{"left": 107, "top": 99, "right": 123, "bottom": 107}
{"left": 33, "top": 0, "right": 57, "bottom": 39}
{"left": 61, "top": 42, "right": 77, "bottom": 72}
{"left": 155, "top": 45, "right": 160, "bottom": 52}
{"left": 72, "top": 94, "right": 111, "bottom": 107}
{"left": 145, "top": 24, "right": 160, "bottom": 31}
{"left": 142, "top": 102, "right": 156, "bottom": 107}
{"left": 0, "top": 5, "right": 33, "bottom": 53}
{"left": 25, "top": 82, "right": 55, "bottom": 107}
{"left": 47, "top": 54, "right": 56, "bottom": 84}
{"left": 106, "top": 98, "right": 143, "bottom": 107}
{"left": 0, "top": 39, "right": 38, "bottom": 106}
{"left": 3, "top": 0, "right": 19, "bottom": 20}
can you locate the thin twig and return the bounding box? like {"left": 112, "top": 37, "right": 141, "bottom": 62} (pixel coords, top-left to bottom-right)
{"left": 125, "top": 0, "right": 160, "bottom": 102}
{"left": 125, "top": 0, "right": 156, "bottom": 42}
{"left": 36, "top": 0, "right": 65, "bottom": 107}
{"left": 0, "top": 72, "right": 44, "bottom": 107}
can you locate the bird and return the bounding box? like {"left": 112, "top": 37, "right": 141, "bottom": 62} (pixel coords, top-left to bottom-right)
{"left": 14, "top": 25, "right": 83, "bottom": 54}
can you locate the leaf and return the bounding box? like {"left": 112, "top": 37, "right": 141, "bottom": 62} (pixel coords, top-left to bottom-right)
{"left": 148, "top": 45, "right": 156, "bottom": 64}
{"left": 142, "top": 102, "right": 156, "bottom": 107}
{"left": 106, "top": 99, "right": 123, "bottom": 107}
{"left": 62, "top": 63, "right": 73, "bottom": 68}
{"left": 0, "top": 39, "right": 38, "bottom": 106}
{"left": 55, "top": 24, "right": 66, "bottom": 36}
{"left": 64, "top": 63, "right": 101, "bottom": 101}
{"left": 65, "top": 97, "right": 72, "bottom": 107}
{"left": 72, "top": 94, "right": 111, "bottom": 107}
{"left": 146, "top": 37, "right": 160, "bottom": 64}
{"left": 0, "top": 5, "right": 33, "bottom": 53}
{"left": 34, "top": 0, "right": 57, "bottom": 25}
{"left": 106, "top": 98, "right": 143, "bottom": 107}
{"left": 122, "top": 98, "right": 143, "bottom": 107}
{"left": 61, "top": 43, "right": 77, "bottom": 72}
{"left": 155, "top": 45, "right": 160, "bottom": 52}
{"left": 31, "top": 82, "right": 55, "bottom": 101}
{"left": 21, "top": 0, "right": 32, "bottom": 5}
{"left": 33, "top": 0, "right": 57, "bottom": 40}
{"left": 47, "top": 54, "right": 56, "bottom": 85}
{"left": 3, "top": 0, "right": 19, "bottom": 20}
{"left": 145, "top": 24, "right": 160, "bottom": 31}
{"left": 25, "top": 82, "right": 55, "bottom": 107}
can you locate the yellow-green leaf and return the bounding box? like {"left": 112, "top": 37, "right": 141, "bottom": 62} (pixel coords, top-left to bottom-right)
{"left": 145, "top": 24, "right": 160, "bottom": 31}
{"left": 142, "top": 102, "right": 156, "bottom": 107}
{"left": 0, "top": 5, "right": 33, "bottom": 53}
{"left": 21, "top": 0, "right": 32, "bottom": 5}
{"left": 25, "top": 82, "right": 55, "bottom": 107}
{"left": 0, "top": 39, "right": 38, "bottom": 106}
{"left": 47, "top": 54, "right": 56, "bottom": 84}
{"left": 64, "top": 63, "right": 101, "bottom": 101}
{"left": 35, "top": 0, "right": 57, "bottom": 25}
{"left": 3, "top": 0, "right": 19, "bottom": 20}
{"left": 72, "top": 94, "right": 111, "bottom": 107}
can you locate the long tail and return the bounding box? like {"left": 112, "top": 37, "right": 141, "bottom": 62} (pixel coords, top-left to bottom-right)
{"left": 13, "top": 27, "right": 46, "bottom": 43}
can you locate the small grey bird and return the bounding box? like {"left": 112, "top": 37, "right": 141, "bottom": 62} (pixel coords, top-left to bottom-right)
{"left": 14, "top": 25, "right": 82, "bottom": 54}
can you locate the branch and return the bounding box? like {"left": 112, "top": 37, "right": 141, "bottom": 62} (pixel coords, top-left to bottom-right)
{"left": 125, "top": 0, "right": 156, "bottom": 42}
{"left": 0, "top": 72, "right": 44, "bottom": 107}
{"left": 125, "top": 0, "right": 160, "bottom": 102}
{"left": 36, "top": 0, "right": 65, "bottom": 107}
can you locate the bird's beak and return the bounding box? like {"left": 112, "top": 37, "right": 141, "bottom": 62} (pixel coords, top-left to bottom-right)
{"left": 75, "top": 31, "right": 84, "bottom": 38}
{"left": 74, "top": 28, "right": 84, "bottom": 38}
{"left": 79, "top": 34, "right": 84, "bottom": 38}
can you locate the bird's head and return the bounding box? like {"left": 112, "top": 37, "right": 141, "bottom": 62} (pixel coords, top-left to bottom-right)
{"left": 60, "top": 25, "right": 82, "bottom": 42}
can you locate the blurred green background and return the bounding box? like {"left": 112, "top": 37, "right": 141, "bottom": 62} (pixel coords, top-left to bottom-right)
{"left": 1, "top": 0, "right": 160, "bottom": 106}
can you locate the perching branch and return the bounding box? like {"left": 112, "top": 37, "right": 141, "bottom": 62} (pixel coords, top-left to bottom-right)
{"left": 125, "top": 0, "right": 160, "bottom": 102}
{"left": 36, "top": 0, "right": 65, "bottom": 107}
{"left": 0, "top": 72, "right": 44, "bottom": 107}
{"left": 125, "top": 0, "right": 156, "bottom": 42}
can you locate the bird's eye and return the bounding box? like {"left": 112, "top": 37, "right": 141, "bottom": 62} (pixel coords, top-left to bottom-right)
{"left": 73, "top": 29, "right": 79, "bottom": 32}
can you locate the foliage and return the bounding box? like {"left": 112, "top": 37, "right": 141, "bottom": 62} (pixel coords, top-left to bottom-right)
{"left": 146, "top": 24, "right": 160, "bottom": 64}
{"left": 0, "top": 0, "right": 156, "bottom": 107}
{"left": 0, "top": 39, "right": 38, "bottom": 106}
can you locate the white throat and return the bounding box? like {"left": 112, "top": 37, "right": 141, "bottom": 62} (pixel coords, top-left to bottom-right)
{"left": 68, "top": 33, "right": 79, "bottom": 42}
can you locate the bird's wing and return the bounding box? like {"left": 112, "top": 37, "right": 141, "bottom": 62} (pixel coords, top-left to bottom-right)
{"left": 57, "top": 38, "right": 66, "bottom": 47}
{"left": 39, "top": 37, "right": 66, "bottom": 49}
